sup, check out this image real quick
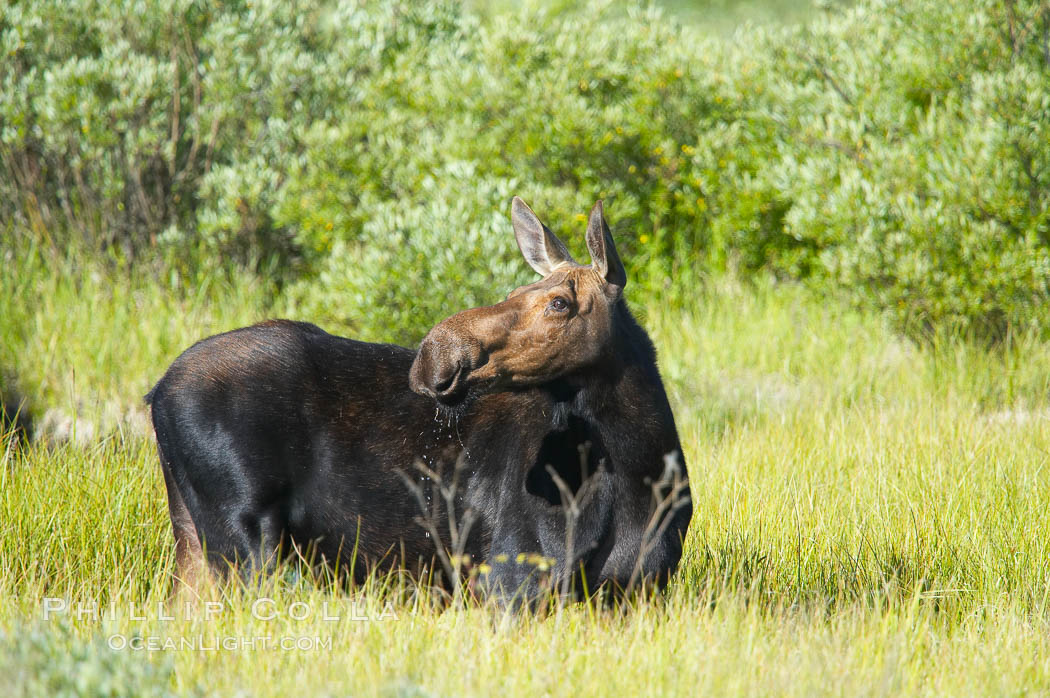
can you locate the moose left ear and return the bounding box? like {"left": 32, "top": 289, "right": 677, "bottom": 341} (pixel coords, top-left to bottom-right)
{"left": 512, "top": 196, "right": 577, "bottom": 277}
{"left": 585, "top": 200, "right": 627, "bottom": 290}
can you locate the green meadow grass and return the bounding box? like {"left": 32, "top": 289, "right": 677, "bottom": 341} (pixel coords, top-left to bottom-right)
{"left": 2, "top": 253, "right": 1050, "bottom": 695}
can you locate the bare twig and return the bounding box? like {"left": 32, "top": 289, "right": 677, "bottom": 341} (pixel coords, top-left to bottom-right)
{"left": 169, "top": 36, "right": 180, "bottom": 181}
{"left": 802, "top": 54, "right": 855, "bottom": 107}
{"left": 397, "top": 453, "right": 477, "bottom": 607}
{"left": 627, "top": 451, "right": 691, "bottom": 594}
{"left": 546, "top": 442, "right": 605, "bottom": 600}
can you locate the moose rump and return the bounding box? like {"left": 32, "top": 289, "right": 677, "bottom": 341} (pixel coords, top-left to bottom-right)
{"left": 147, "top": 197, "right": 691, "bottom": 602}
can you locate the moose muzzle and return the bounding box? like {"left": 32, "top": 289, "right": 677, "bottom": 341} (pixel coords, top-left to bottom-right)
{"left": 409, "top": 322, "right": 485, "bottom": 404}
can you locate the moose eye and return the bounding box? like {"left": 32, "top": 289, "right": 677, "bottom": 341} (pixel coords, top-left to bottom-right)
{"left": 549, "top": 296, "right": 570, "bottom": 312}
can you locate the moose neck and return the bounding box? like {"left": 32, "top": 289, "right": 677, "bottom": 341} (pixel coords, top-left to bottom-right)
{"left": 539, "top": 299, "right": 668, "bottom": 428}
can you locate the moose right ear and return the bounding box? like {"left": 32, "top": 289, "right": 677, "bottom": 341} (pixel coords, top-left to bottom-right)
{"left": 511, "top": 197, "right": 577, "bottom": 277}
{"left": 585, "top": 200, "right": 627, "bottom": 290}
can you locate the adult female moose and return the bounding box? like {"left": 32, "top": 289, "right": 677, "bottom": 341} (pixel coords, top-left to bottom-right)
{"left": 147, "top": 198, "right": 691, "bottom": 603}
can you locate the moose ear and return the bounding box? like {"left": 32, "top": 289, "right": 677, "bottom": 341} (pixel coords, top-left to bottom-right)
{"left": 511, "top": 197, "right": 576, "bottom": 277}
{"left": 585, "top": 200, "right": 627, "bottom": 290}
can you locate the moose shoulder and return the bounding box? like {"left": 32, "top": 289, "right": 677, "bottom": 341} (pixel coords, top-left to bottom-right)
{"left": 147, "top": 197, "right": 691, "bottom": 603}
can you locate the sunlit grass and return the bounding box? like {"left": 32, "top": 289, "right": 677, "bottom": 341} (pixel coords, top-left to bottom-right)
{"left": 3, "top": 250, "right": 1050, "bottom": 694}
{"left": 0, "top": 236, "right": 275, "bottom": 436}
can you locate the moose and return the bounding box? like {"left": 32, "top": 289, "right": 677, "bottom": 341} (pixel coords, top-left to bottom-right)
{"left": 146, "top": 197, "right": 691, "bottom": 603}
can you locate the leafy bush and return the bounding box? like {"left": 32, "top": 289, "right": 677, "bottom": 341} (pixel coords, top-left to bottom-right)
{"left": 1, "top": 623, "right": 184, "bottom": 697}
{"left": 283, "top": 163, "right": 527, "bottom": 343}
{"left": 1, "top": 0, "right": 206, "bottom": 257}
{"left": 1, "top": 0, "right": 1048, "bottom": 340}
{"left": 732, "top": 0, "right": 1050, "bottom": 337}
{"left": 272, "top": 2, "right": 732, "bottom": 339}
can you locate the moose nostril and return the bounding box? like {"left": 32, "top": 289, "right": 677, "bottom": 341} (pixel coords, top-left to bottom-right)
{"left": 434, "top": 362, "right": 463, "bottom": 394}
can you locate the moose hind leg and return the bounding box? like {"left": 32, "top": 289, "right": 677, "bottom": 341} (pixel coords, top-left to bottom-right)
{"left": 160, "top": 459, "right": 206, "bottom": 594}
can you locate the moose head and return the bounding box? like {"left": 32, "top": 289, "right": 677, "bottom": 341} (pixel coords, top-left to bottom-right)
{"left": 409, "top": 197, "right": 628, "bottom": 405}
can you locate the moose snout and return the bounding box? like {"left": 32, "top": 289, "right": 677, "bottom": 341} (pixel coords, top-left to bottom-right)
{"left": 409, "top": 327, "right": 478, "bottom": 403}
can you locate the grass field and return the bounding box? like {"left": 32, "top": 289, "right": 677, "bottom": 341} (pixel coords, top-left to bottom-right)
{"left": 2, "top": 239, "right": 1050, "bottom": 696}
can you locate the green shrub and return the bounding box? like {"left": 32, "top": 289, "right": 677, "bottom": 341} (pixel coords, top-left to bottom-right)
{"left": 282, "top": 163, "right": 527, "bottom": 344}
{"left": 272, "top": 1, "right": 734, "bottom": 333}
{"left": 735, "top": 0, "right": 1050, "bottom": 337}
{"left": 1, "top": 623, "right": 184, "bottom": 697}
{"left": 1, "top": 0, "right": 206, "bottom": 257}
{"left": 2, "top": 0, "right": 1048, "bottom": 340}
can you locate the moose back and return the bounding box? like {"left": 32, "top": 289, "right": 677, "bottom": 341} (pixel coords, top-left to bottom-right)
{"left": 147, "top": 198, "right": 692, "bottom": 602}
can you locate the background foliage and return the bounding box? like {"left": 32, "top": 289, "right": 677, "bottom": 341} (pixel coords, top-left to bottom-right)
{"left": 3, "top": 0, "right": 1048, "bottom": 342}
